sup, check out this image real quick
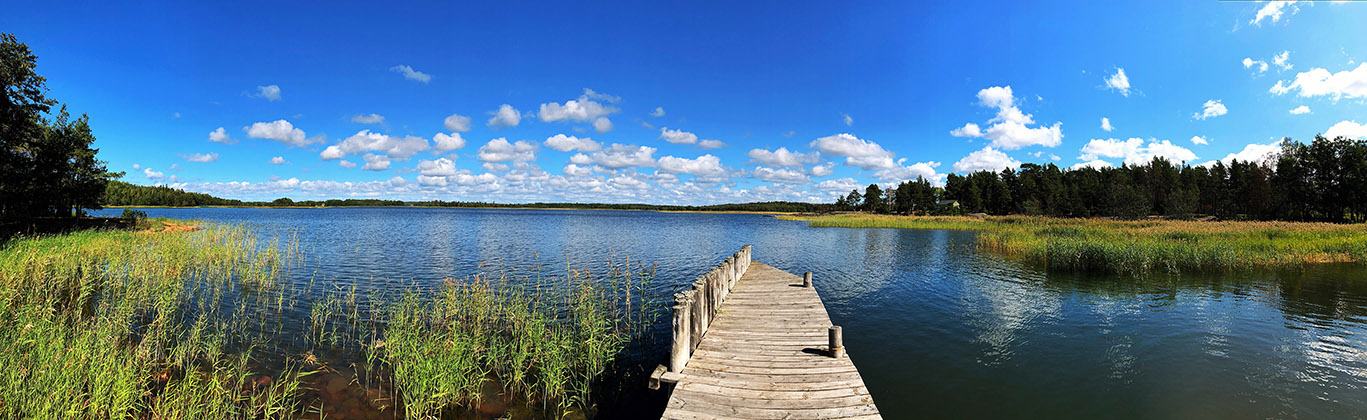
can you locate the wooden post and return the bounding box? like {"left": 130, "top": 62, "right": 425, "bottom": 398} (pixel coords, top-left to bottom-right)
{"left": 803, "top": 272, "right": 813, "bottom": 288}
{"left": 828, "top": 326, "right": 844, "bottom": 358}
{"left": 690, "top": 281, "right": 705, "bottom": 351}
{"left": 671, "top": 293, "right": 692, "bottom": 372}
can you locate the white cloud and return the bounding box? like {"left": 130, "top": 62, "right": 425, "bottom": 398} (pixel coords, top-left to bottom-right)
{"left": 1079, "top": 138, "right": 1198, "bottom": 165}
{"left": 587, "top": 144, "right": 657, "bottom": 169}
{"left": 952, "top": 147, "right": 1020, "bottom": 173}
{"left": 538, "top": 92, "right": 619, "bottom": 124}
{"left": 487, "top": 104, "right": 522, "bottom": 128}
{"left": 1203, "top": 140, "right": 1284, "bottom": 166}
{"left": 816, "top": 177, "right": 861, "bottom": 194}
{"left": 338, "top": 160, "right": 357, "bottom": 169}
{"left": 1072, "top": 160, "right": 1113, "bottom": 170}
{"left": 144, "top": 167, "right": 164, "bottom": 180}
{"left": 650, "top": 107, "right": 666, "bottom": 117}
{"left": 1325, "top": 120, "right": 1367, "bottom": 139}
{"left": 753, "top": 166, "right": 810, "bottom": 184}
{"left": 1191, "top": 136, "right": 1209, "bottom": 145}
{"left": 483, "top": 162, "right": 509, "bottom": 172}
{"left": 477, "top": 138, "right": 537, "bottom": 163}
{"left": 1100, "top": 117, "right": 1114, "bottom": 132}
{"left": 563, "top": 164, "right": 594, "bottom": 177}
{"left": 1269, "top": 63, "right": 1367, "bottom": 100}
{"left": 351, "top": 113, "right": 385, "bottom": 124}
{"left": 544, "top": 134, "right": 602, "bottom": 152}
{"left": 180, "top": 152, "right": 219, "bottom": 163}
{"left": 132, "top": 163, "right": 141, "bottom": 170}
{"left": 1251, "top": 1, "right": 1300, "bottom": 25}
{"left": 949, "top": 86, "right": 1063, "bottom": 149}
{"left": 245, "top": 120, "right": 320, "bottom": 147}
{"left": 842, "top": 113, "right": 853, "bottom": 126}
{"left": 417, "top": 158, "right": 459, "bottom": 176}
{"left": 874, "top": 161, "right": 943, "bottom": 183}
{"left": 581, "top": 88, "right": 621, "bottom": 103}
{"left": 361, "top": 153, "right": 391, "bottom": 171}
{"left": 1193, "top": 99, "right": 1228, "bottom": 120}
{"left": 657, "top": 154, "right": 727, "bottom": 179}
{"left": 748, "top": 147, "right": 819, "bottom": 167}
{"left": 659, "top": 127, "right": 698, "bottom": 145}
{"left": 1289, "top": 105, "right": 1311, "bottom": 115}
{"left": 1244, "top": 57, "right": 1269, "bottom": 73}
{"left": 320, "top": 130, "right": 429, "bottom": 160}
{"left": 592, "top": 117, "right": 613, "bottom": 133}
{"left": 208, "top": 127, "right": 236, "bottom": 144}
{"left": 270, "top": 156, "right": 288, "bottom": 165}
{"left": 252, "top": 85, "right": 281, "bottom": 101}
{"left": 389, "top": 65, "right": 431, "bottom": 83}
{"left": 433, "top": 132, "right": 466, "bottom": 152}
{"left": 809, "top": 133, "right": 896, "bottom": 170}
{"left": 1105, "top": 68, "right": 1131, "bottom": 96}
{"left": 442, "top": 114, "right": 471, "bottom": 132}
{"left": 1273, "top": 50, "right": 1293, "bottom": 71}
{"left": 809, "top": 162, "right": 835, "bottom": 177}
{"left": 698, "top": 139, "right": 725, "bottom": 149}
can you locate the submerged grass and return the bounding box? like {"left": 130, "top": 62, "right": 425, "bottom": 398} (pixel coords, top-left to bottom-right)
{"left": 780, "top": 214, "right": 1367, "bottom": 275}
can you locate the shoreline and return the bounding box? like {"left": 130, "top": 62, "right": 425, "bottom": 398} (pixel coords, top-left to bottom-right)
{"left": 103, "top": 205, "right": 796, "bottom": 215}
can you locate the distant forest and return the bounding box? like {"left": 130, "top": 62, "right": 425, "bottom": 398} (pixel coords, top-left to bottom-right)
{"left": 103, "top": 180, "right": 832, "bottom": 213}
{"left": 836, "top": 135, "right": 1367, "bottom": 223}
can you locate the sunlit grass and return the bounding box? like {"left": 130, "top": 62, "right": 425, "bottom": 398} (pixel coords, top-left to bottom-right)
{"left": 781, "top": 214, "right": 1367, "bottom": 275}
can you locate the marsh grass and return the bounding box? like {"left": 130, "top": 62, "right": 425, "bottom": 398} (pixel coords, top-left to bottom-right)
{"left": 782, "top": 214, "right": 1367, "bottom": 275}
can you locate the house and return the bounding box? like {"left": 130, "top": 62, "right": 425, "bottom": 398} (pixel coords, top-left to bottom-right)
{"left": 936, "top": 199, "right": 959, "bottom": 208}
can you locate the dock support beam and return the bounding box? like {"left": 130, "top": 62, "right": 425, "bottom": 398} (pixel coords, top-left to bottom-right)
{"left": 803, "top": 272, "right": 813, "bottom": 288}
{"left": 829, "top": 325, "right": 844, "bottom": 358}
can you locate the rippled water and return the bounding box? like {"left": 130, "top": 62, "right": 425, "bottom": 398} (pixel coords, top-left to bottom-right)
{"left": 95, "top": 207, "right": 1367, "bottom": 419}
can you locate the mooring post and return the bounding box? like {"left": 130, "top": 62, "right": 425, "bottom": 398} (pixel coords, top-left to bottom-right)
{"left": 671, "top": 292, "right": 692, "bottom": 372}
{"left": 803, "top": 272, "right": 813, "bottom": 288}
{"left": 690, "top": 281, "right": 705, "bottom": 352}
{"left": 829, "top": 325, "right": 844, "bottom": 358}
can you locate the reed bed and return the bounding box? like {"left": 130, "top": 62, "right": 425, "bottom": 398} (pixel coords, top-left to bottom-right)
{"left": 782, "top": 214, "right": 1367, "bottom": 275}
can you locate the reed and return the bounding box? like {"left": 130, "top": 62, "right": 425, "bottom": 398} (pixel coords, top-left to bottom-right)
{"left": 782, "top": 214, "right": 1367, "bottom": 274}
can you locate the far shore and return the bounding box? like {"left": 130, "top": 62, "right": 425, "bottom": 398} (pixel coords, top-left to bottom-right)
{"left": 104, "top": 205, "right": 797, "bottom": 215}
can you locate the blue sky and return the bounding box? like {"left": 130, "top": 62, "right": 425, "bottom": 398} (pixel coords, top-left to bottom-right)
{"left": 5, "top": 1, "right": 1366, "bottom": 204}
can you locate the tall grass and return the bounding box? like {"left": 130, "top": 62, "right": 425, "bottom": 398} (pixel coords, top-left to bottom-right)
{"left": 782, "top": 214, "right": 1367, "bottom": 275}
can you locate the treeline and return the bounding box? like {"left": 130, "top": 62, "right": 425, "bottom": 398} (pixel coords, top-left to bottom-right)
{"left": 419, "top": 200, "right": 830, "bottom": 212}
{"left": 1, "top": 34, "right": 118, "bottom": 220}
{"left": 104, "top": 181, "right": 245, "bottom": 206}
{"left": 835, "top": 135, "right": 1367, "bottom": 223}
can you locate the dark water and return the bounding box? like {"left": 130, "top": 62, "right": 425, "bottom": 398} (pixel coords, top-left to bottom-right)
{"left": 95, "top": 207, "right": 1367, "bottom": 419}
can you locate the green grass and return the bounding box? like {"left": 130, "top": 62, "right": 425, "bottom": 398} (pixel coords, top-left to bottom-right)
{"left": 781, "top": 214, "right": 1367, "bottom": 275}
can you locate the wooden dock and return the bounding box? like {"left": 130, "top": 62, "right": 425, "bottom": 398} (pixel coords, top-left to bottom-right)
{"left": 652, "top": 246, "right": 880, "bottom": 419}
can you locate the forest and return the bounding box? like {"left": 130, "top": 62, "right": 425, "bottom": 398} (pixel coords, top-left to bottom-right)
{"left": 836, "top": 135, "right": 1367, "bottom": 222}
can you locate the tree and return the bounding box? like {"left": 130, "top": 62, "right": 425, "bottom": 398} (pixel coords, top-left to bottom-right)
{"left": 862, "top": 184, "right": 884, "bottom": 213}
{"left": 1, "top": 33, "right": 116, "bottom": 219}
{"left": 844, "top": 189, "right": 862, "bottom": 211}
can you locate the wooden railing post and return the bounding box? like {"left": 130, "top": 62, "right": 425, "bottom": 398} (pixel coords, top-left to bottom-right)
{"left": 829, "top": 325, "right": 844, "bottom": 358}
{"left": 671, "top": 292, "right": 692, "bottom": 372}
{"left": 803, "top": 272, "right": 812, "bottom": 288}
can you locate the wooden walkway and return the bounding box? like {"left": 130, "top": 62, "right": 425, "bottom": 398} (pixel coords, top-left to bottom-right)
{"left": 660, "top": 261, "right": 881, "bottom": 420}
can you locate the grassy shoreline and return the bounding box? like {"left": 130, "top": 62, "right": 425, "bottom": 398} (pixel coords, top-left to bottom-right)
{"left": 779, "top": 214, "right": 1367, "bottom": 275}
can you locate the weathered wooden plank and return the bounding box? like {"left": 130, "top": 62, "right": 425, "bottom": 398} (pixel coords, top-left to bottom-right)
{"left": 662, "top": 260, "right": 880, "bottom": 419}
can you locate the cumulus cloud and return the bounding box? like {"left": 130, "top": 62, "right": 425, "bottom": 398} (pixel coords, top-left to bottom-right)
{"left": 538, "top": 91, "right": 620, "bottom": 128}
{"left": 586, "top": 144, "right": 657, "bottom": 169}
{"left": 389, "top": 65, "right": 431, "bottom": 83}
{"left": 1105, "top": 68, "right": 1131, "bottom": 96}
{"left": 338, "top": 160, "right": 357, "bottom": 169}
{"left": 441, "top": 114, "right": 471, "bottom": 132}
{"left": 477, "top": 138, "right": 537, "bottom": 163}
{"left": 1290, "top": 105, "right": 1311, "bottom": 115}
{"left": 952, "top": 147, "right": 1020, "bottom": 173}
{"left": 351, "top": 113, "right": 385, "bottom": 124}
{"left": 251, "top": 85, "right": 281, "bottom": 101}
{"left": 1325, "top": 120, "right": 1367, "bottom": 139}
{"left": 657, "top": 154, "right": 727, "bottom": 179}
{"left": 320, "top": 130, "right": 429, "bottom": 160}
{"left": 361, "top": 153, "right": 391, "bottom": 171}
{"left": 1079, "top": 138, "right": 1198, "bottom": 165}
{"left": 809, "top": 163, "right": 835, "bottom": 177}
{"left": 1251, "top": 1, "right": 1300, "bottom": 26}
{"left": 1269, "top": 63, "right": 1367, "bottom": 101}
{"left": 874, "top": 161, "right": 944, "bottom": 184}
{"left": 417, "top": 158, "right": 459, "bottom": 176}
{"left": 1273, "top": 50, "right": 1292, "bottom": 71}
{"left": 650, "top": 107, "right": 665, "bottom": 117}
{"left": 698, "top": 139, "right": 726, "bottom": 149}
{"left": 144, "top": 167, "right": 164, "bottom": 180}
{"left": 1101, "top": 118, "right": 1114, "bottom": 132}
{"left": 1244, "top": 57, "right": 1269, "bottom": 73}
{"left": 544, "top": 134, "right": 602, "bottom": 152}
{"left": 753, "top": 166, "right": 810, "bottom": 184}
{"left": 659, "top": 127, "right": 699, "bottom": 145}
{"left": 809, "top": 133, "right": 896, "bottom": 170}
{"left": 1193, "top": 100, "right": 1228, "bottom": 120}
{"left": 1072, "top": 160, "right": 1113, "bottom": 170}
{"left": 949, "top": 86, "right": 1063, "bottom": 150}
{"left": 592, "top": 117, "right": 613, "bottom": 133}
{"left": 563, "top": 164, "right": 594, "bottom": 177}
{"left": 748, "top": 147, "right": 819, "bottom": 167}
{"left": 270, "top": 156, "right": 288, "bottom": 165}
{"left": 245, "top": 120, "right": 320, "bottom": 147}
{"left": 208, "top": 127, "right": 236, "bottom": 144}
{"left": 1202, "top": 140, "right": 1284, "bottom": 167}
{"left": 1191, "top": 136, "right": 1209, "bottom": 145}
{"left": 487, "top": 104, "right": 521, "bottom": 128}
{"left": 180, "top": 152, "right": 219, "bottom": 163}
{"left": 433, "top": 132, "right": 466, "bottom": 152}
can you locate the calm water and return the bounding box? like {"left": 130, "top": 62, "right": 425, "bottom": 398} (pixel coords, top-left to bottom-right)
{"left": 95, "top": 207, "right": 1367, "bottom": 419}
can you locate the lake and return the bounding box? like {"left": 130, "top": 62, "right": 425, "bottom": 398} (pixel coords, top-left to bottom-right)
{"left": 94, "top": 207, "right": 1367, "bottom": 419}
